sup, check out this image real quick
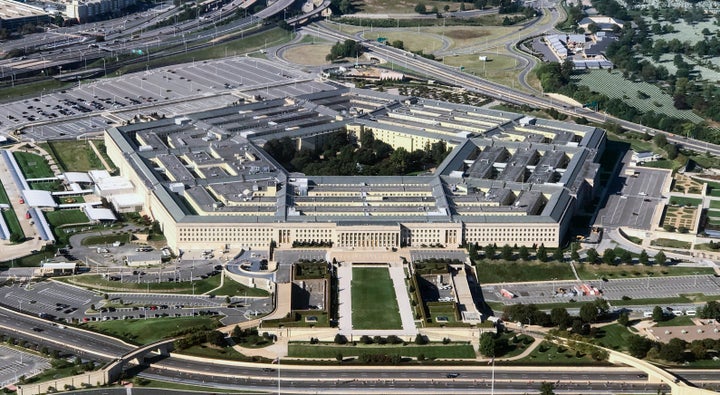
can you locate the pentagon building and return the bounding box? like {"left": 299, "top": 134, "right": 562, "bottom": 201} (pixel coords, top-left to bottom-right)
{"left": 105, "top": 87, "right": 605, "bottom": 252}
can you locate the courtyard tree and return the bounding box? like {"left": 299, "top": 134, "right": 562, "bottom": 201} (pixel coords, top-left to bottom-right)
{"left": 579, "top": 303, "right": 598, "bottom": 323}
{"left": 652, "top": 305, "right": 665, "bottom": 322}
{"left": 536, "top": 244, "right": 548, "bottom": 262}
{"left": 639, "top": 249, "right": 649, "bottom": 265}
{"left": 479, "top": 332, "right": 496, "bottom": 357}
{"left": 602, "top": 249, "right": 616, "bottom": 265}
{"left": 550, "top": 307, "right": 571, "bottom": 329}
{"left": 618, "top": 311, "right": 630, "bottom": 327}
{"left": 501, "top": 244, "right": 514, "bottom": 261}
{"left": 519, "top": 245, "right": 529, "bottom": 260}
{"left": 654, "top": 251, "right": 667, "bottom": 266}
{"left": 585, "top": 248, "right": 599, "bottom": 264}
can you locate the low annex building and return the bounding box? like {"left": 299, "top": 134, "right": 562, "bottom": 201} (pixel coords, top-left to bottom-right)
{"left": 105, "top": 88, "right": 605, "bottom": 252}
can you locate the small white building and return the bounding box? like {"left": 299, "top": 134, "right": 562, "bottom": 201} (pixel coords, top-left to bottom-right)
{"left": 111, "top": 194, "right": 144, "bottom": 213}
{"left": 632, "top": 151, "right": 661, "bottom": 163}
{"left": 94, "top": 176, "right": 134, "bottom": 198}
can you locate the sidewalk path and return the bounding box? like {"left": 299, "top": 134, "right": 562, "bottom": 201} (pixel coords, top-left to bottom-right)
{"left": 388, "top": 266, "right": 417, "bottom": 334}
{"left": 337, "top": 264, "right": 353, "bottom": 335}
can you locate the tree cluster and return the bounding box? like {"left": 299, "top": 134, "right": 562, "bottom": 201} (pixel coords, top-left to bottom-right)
{"left": 326, "top": 39, "right": 363, "bottom": 62}
{"left": 263, "top": 130, "right": 449, "bottom": 176}
{"left": 175, "top": 330, "right": 226, "bottom": 349}
{"left": 503, "top": 300, "right": 608, "bottom": 329}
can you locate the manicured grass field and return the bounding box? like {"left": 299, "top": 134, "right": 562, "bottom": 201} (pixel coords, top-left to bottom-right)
{"left": 2, "top": 209, "right": 24, "bottom": 240}
{"left": 210, "top": 275, "right": 269, "bottom": 297}
{"left": 475, "top": 261, "right": 575, "bottom": 283}
{"left": 282, "top": 44, "right": 334, "bottom": 66}
{"left": 351, "top": 267, "right": 402, "bottom": 330}
{"left": 362, "top": 31, "right": 444, "bottom": 53}
{"left": 43, "top": 140, "right": 103, "bottom": 172}
{"left": 575, "top": 264, "right": 713, "bottom": 280}
{"left": 669, "top": 196, "right": 702, "bottom": 206}
{"left": 654, "top": 315, "right": 695, "bottom": 327}
{"left": 86, "top": 316, "right": 220, "bottom": 345}
{"left": 357, "top": 0, "right": 477, "bottom": 13}
{"left": 506, "top": 341, "right": 605, "bottom": 366}
{"left": 612, "top": 293, "right": 718, "bottom": 306}
{"left": 45, "top": 209, "right": 89, "bottom": 227}
{"left": 288, "top": 343, "right": 475, "bottom": 359}
{"left": 709, "top": 200, "right": 720, "bottom": 209}
{"left": 443, "top": 53, "right": 523, "bottom": 91}
{"left": 133, "top": 378, "right": 247, "bottom": 393}
{"left": 592, "top": 323, "right": 634, "bottom": 351}
{"left": 13, "top": 151, "right": 54, "bottom": 179}
{"left": 60, "top": 273, "right": 222, "bottom": 294}
{"left": 180, "top": 344, "right": 249, "bottom": 361}
{"left": 0, "top": 182, "right": 10, "bottom": 205}
{"left": 650, "top": 238, "right": 691, "bottom": 249}
{"left": 81, "top": 233, "right": 133, "bottom": 246}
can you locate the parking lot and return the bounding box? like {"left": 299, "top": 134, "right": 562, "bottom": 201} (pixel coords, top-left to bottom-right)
{"left": 482, "top": 274, "right": 720, "bottom": 308}
{"left": 0, "top": 345, "right": 49, "bottom": 387}
{"left": 597, "top": 153, "right": 670, "bottom": 229}
{"left": 0, "top": 277, "right": 271, "bottom": 326}
{"left": 410, "top": 250, "right": 468, "bottom": 263}
{"left": 1, "top": 57, "right": 334, "bottom": 141}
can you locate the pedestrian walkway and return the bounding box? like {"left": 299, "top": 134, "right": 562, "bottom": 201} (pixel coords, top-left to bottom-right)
{"left": 337, "top": 264, "right": 353, "bottom": 335}
{"left": 388, "top": 266, "right": 416, "bottom": 334}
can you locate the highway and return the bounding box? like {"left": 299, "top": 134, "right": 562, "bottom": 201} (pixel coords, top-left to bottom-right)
{"left": 306, "top": 22, "right": 720, "bottom": 159}
{"left": 1, "top": 299, "right": 718, "bottom": 393}
{"left": 0, "top": 307, "right": 133, "bottom": 360}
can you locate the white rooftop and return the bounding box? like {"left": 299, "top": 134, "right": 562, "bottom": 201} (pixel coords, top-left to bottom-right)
{"left": 83, "top": 205, "right": 117, "bottom": 221}
{"left": 41, "top": 262, "right": 77, "bottom": 269}
{"left": 21, "top": 189, "right": 57, "bottom": 208}
{"left": 96, "top": 176, "right": 133, "bottom": 192}
{"left": 63, "top": 172, "right": 93, "bottom": 184}
{"left": 88, "top": 170, "right": 111, "bottom": 183}
{"left": 111, "top": 193, "right": 143, "bottom": 207}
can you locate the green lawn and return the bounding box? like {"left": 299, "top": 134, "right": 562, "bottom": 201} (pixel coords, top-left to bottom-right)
{"left": 612, "top": 296, "right": 697, "bottom": 306}
{"left": 85, "top": 316, "right": 220, "bottom": 345}
{"left": 654, "top": 315, "right": 695, "bottom": 327}
{"left": 650, "top": 238, "right": 691, "bottom": 249}
{"left": 132, "top": 378, "right": 249, "bottom": 393}
{"left": 2, "top": 209, "right": 25, "bottom": 240}
{"left": 42, "top": 140, "right": 103, "bottom": 172}
{"left": 45, "top": 210, "right": 89, "bottom": 227}
{"left": 211, "top": 275, "right": 269, "bottom": 297}
{"left": 0, "top": 79, "right": 72, "bottom": 102}
{"left": 506, "top": 341, "right": 607, "bottom": 366}
{"left": 59, "top": 273, "right": 222, "bottom": 294}
{"left": 475, "top": 261, "right": 575, "bottom": 283}
{"left": 0, "top": 182, "right": 10, "bottom": 205}
{"left": 669, "top": 196, "right": 702, "bottom": 206}
{"left": 351, "top": 267, "right": 402, "bottom": 330}
{"left": 81, "top": 233, "right": 133, "bottom": 246}
{"left": 710, "top": 200, "right": 720, "bottom": 209}
{"left": 288, "top": 343, "right": 475, "bottom": 359}
{"left": 294, "top": 262, "right": 328, "bottom": 280}
{"left": 13, "top": 151, "right": 54, "bottom": 179}
{"left": 591, "top": 323, "right": 634, "bottom": 351}
{"left": 179, "top": 344, "right": 250, "bottom": 361}
{"left": 575, "top": 264, "right": 713, "bottom": 280}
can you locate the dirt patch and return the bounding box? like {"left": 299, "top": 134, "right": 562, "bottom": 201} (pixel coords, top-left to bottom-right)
{"left": 444, "top": 29, "right": 491, "bottom": 39}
